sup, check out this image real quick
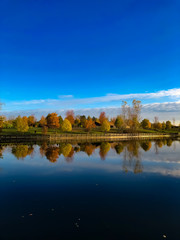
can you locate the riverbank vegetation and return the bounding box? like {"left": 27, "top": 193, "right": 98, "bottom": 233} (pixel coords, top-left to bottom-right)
{"left": 0, "top": 100, "right": 179, "bottom": 135}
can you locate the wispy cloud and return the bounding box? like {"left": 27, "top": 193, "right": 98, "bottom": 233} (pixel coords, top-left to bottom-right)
{"left": 4, "top": 88, "right": 180, "bottom": 109}
{"left": 1, "top": 101, "right": 180, "bottom": 123}
{"left": 58, "top": 95, "right": 74, "bottom": 99}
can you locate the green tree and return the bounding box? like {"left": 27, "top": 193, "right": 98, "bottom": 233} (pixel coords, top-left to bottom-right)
{"left": 101, "top": 120, "right": 110, "bottom": 132}
{"left": 162, "top": 122, "right": 166, "bottom": 130}
{"left": 0, "top": 116, "right": 6, "bottom": 131}
{"left": 80, "top": 115, "right": 86, "bottom": 128}
{"left": 141, "top": 119, "right": 151, "bottom": 129}
{"left": 61, "top": 119, "right": 72, "bottom": 132}
{"left": 156, "top": 122, "right": 162, "bottom": 130}
{"left": 16, "top": 116, "right": 29, "bottom": 132}
{"left": 115, "top": 116, "right": 124, "bottom": 130}
{"left": 166, "top": 121, "right": 171, "bottom": 130}
{"left": 59, "top": 115, "right": 63, "bottom": 125}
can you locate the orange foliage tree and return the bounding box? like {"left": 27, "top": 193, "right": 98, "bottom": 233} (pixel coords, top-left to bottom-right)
{"left": 99, "top": 112, "right": 107, "bottom": 124}
{"left": 28, "top": 115, "right": 36, "bottom": 127}
{"left": 46, "top": 113, "right": 60, "bottom": 128}
{"left": 85, "top": 118, "right": 96, "bottom": 132}
{"left": 65, "top": 110, "right": 75, "bottom": 125}
{"left": 39, "top": 116, "right": 47, "bottom": 127}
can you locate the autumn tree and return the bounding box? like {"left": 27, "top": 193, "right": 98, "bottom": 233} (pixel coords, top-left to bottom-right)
{"left": 0, "top": 116, "right": 6, "bottom": 131}
{"left": 156, "top": 122, "right": 162, "bottom": 130}
{"left": 80, "top": 115, "right": 86, "bottom": 128}
{"left": 39, "top": 116, "right": 47, "bottom": 127}
{"left": 101, "top": 120, "right": 110, "bottom": 132}
{"left": 74, "top": 117, "right": 80, "bottom": 127}
{"left": 162, "top": 122, "right": 166, "bottom": 130}
{"left": 61, "top": 119, "right": 72, "bottom": 132}
{"left": 42, "top": 126, "right": 48, "bottom": 135}
{"left": 141, "top": 119, "right": 151, "bottom": 129}
{"left": 99, "top": 112, "right": 107, "bottom": 124}
{"left": 128, "top": 100, "right": 142, "bottom": 132}
{"left": 115, "top": 116, "right": 124, "bottom": 130}
{"left": 85, "top": 118, "right": 96, "bottom": 132}
{"left": 153, "top": 116, "right": 159, "bottom": 129}
{"left": 3, "top": 118, "right": 13, "bottom": 129}
{"left": 16, "top": 116, "right": 29, "bottom": 132}
{"left": 166, "top": 121, "right": 171, "bottom": 130}
{"left": 28, "top": 115, "right": 36, "bottom": 127}
{"left": 65, "top": 110, "right": 75, "bottom": 125}
{"left": 121, "top": 101, "right": 128, "bottom": 120}
{"left": 46, "top": 113, "right": 60, "bottom": 128}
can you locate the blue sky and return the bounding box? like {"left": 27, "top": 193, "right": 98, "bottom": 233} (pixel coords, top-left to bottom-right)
{"left": 0, "top": 0, "right": 180, "bottom": 120}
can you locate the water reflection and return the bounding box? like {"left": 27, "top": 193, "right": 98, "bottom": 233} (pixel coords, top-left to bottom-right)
{"left": 0, "top": 139, "right": 180, "bottom": 240}
{"left": 11, "top": 145, "right": 34, "bottom": 160}
{"left": 0, "top": 139, "right": 179, "bottom": 176}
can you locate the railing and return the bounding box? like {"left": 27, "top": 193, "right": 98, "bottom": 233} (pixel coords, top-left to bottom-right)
{"left": 0, "top": 132, "right": 178, "bottom": 142}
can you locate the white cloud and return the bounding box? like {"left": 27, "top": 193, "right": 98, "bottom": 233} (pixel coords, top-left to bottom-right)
{"left": 58, "top": 95, "right": 74, "bottom": 99}
{"left": 1, "top": 101, "right": 180, "bottom": 123}
{"left": 4, "top": 88, "right": 180, "bottom": 109}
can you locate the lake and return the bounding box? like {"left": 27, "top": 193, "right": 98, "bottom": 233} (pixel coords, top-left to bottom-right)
{"left": 0, "top": 139, "right": 180, "bottom": 240}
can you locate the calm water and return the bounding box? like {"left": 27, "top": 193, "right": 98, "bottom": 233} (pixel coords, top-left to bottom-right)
{"left": 0, "top": 139, "right": 180, "bottom": 240}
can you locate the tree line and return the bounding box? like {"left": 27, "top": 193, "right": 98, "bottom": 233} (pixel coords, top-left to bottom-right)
{"left": 0, "top": 100, "right": 178, "bottom": 133}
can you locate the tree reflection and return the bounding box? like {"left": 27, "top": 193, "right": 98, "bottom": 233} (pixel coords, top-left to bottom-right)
{"left": 0, "top": 145, "right": 4, "bottom": 159}
{"left": 12, "top": 145, "right": 34, "bottom": 160}
{"left": 122, "top": 141, "right": 143, "bottom": 174}
{"left": 114, "top": 143, "right": 124, "bottom": 155}
{"left": 99, "top": 142, "right": 111, "bottom": 160}
{"left": 84, "top": 144, "right": 96, "bottom": 156}
{"left": 45, "top": 146, "right": 59, "bottom": 163}
{"left": 60, "top": 144, "right": 73, "bottom": 157}
{"left": 167, "top": 139, "right": 173, "bottom": 147}
{"left": 1, "top": 139, "right": 177, "bottom": 171}
{"left": 65, "top": 148, "right": 74, "bottom": 163}
{"left": 140, "top": 141, "right": 152, "bottom": 151}
{"left": 39, "top": 142, "right": 48, "bottom": 157}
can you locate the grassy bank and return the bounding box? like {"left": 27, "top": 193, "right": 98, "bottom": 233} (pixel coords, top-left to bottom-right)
{"left": 0, "top": 127, "right": 179, "bottom": 136}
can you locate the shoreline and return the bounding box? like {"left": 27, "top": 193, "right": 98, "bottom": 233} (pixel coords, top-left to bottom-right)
{"left": 0, "top": 133, "right": 179, "bottom": 143}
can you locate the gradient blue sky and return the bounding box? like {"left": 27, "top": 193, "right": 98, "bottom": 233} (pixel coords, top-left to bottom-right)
{"left": 0, "top": 0, "right": 180, "bottom": 120}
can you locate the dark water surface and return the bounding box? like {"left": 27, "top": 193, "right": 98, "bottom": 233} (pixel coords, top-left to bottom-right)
{"left": 0, "top": 139, "right": 180, "bottom": 240}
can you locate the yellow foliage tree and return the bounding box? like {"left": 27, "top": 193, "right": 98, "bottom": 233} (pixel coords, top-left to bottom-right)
{"left": 61, "top": 119, "right": 72, "bottom": 132}
{"left": 101, "top": 120, "right": 110, "bottom": 132}
{"left": 16, "top": 116, "right": 29, "bottom": 132}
